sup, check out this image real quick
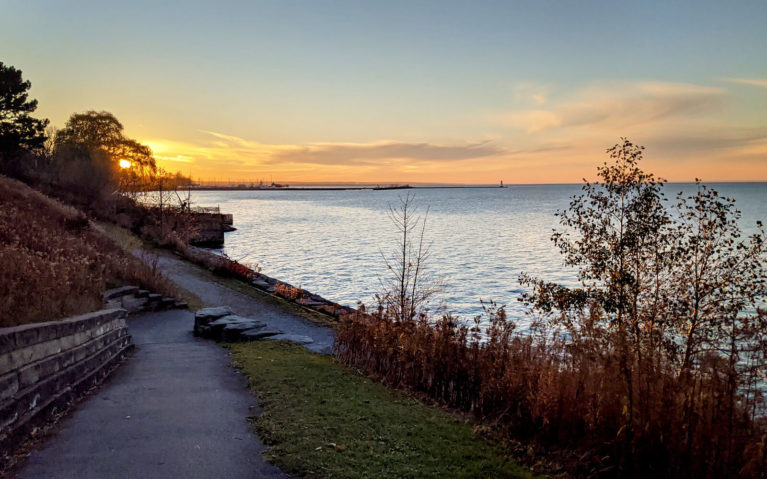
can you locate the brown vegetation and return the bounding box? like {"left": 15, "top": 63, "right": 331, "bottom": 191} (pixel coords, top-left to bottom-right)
{"left": 0, "top": 175, "right": 181, "bottom": 327}
{"left": 274, "top": 281, "right": 309, "bottom": 301}
{"left": 335, "top": 141, "right": 767, "bottom": 478}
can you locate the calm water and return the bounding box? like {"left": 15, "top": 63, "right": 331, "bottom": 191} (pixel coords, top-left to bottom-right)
{"left": 189, "top": 183, "right": 767, "bottom": 325}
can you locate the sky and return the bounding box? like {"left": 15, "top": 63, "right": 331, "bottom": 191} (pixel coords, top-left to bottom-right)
{"left": 2, "top": 0, "right": 766, "bottom": 184}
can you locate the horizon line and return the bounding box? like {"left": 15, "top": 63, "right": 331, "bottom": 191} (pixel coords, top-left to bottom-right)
{"left": 188, "top": 179, "right": 767, "bottom": 187}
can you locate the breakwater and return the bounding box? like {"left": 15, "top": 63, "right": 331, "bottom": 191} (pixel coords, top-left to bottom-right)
{"left": 189, "top": 211, "right": 234, "bottom": 247}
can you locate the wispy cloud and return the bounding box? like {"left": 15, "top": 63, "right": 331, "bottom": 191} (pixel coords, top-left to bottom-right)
{"left": 503, "top": 110, "right": 562, "bottom": 133}
{"left": 502, "top": 81, "right": 725, "bottom": 134}
{"left": 176, "top": 133, "right": 510, "bottom": 165}
{"left": 269, "top": 140, "right": 508, "bottom": 165}
{"left": 144, "top": 134, "right": 513, "bottom": 181}
{"left": 488, "top": 80, "right": 767, "bottom": 182}
{"left": 513, "top": 83, "right": 551, "bottom": 105}
{"left": 721, "top": 77, "right": 767, "bottom": 89}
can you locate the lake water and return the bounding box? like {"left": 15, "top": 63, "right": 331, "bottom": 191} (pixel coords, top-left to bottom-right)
{"left": 189, "top": 183, "right": 767, "bottom": 325}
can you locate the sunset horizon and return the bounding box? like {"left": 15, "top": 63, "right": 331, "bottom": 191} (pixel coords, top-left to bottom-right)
{"left": 3, "top": 2, "right": 767, "bottom": 477}
{"left": 2, "top": 1, "right": 765, "bottom": 184}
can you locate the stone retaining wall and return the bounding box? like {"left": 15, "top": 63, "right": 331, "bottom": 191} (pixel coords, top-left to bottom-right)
{"left": 190, "top": 212, "right": 235, "bottom": 247}
{"left": 0, "top": 309, "right": 133, "bottom": 451}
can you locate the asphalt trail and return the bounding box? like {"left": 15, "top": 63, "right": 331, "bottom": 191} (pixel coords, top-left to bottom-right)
{"left": 16, "top": 310, "right": 289, "bottom": 479}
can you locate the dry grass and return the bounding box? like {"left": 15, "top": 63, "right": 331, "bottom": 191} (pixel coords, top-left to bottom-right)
{"left": 335, "top": 304, "right": 767, "bottom": 477}
{"left": 0, "top": 175, "right": 182, "bottom": 326}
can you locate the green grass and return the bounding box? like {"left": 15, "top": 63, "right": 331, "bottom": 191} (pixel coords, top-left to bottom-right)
{"left": 228, "top": 341, "right": 534, "bottom": 479}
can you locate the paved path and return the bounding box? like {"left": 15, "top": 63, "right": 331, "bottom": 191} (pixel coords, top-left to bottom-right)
{"left": 151, "top": 251, "right": 335, "bottom": 354}
{"left": 17, "top": 310, "right": 288, "bottom": 479}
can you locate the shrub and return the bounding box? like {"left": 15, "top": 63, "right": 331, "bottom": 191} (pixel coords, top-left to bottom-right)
{"left": 334, "top": 140, "right": 767, "bottom": 477}
{"left": 274, "top": 282, "right": 309, "bottom": 301}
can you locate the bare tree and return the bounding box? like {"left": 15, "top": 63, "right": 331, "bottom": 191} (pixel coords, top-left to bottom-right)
{"left": 377, "top": 193, "right": 443, "bottom": 321}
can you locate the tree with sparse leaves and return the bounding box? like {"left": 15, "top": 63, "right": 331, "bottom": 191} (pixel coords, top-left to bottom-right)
{"left": 521, "top": 138, "right": 767, "bottom": 473}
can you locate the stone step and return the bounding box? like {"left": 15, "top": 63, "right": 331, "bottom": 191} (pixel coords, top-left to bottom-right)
{"left": 207, "top": 316, "right": 266, "bottom": 340}
{"left": 240, "top": 328, "right": 282, "bottom": 341}
{"left": 121, "top": 296, "right": 149, "bottom": 313}
{"left": 105, "top": 299, "right": 121, "bottom": 310}
{"left": 102, "top": 286, "right": 138, "bottom": 301}
{"left": 160, "top": 297, "right": 175, "bottom": 307}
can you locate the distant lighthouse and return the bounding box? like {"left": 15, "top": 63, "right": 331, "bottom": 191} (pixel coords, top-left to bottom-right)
{"left": 499, "top": 180, "right": 504, "bottom": 188}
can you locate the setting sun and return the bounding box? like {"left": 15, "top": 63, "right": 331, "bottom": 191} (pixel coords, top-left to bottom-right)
{"left": 119, "top": 159, "right": 131, "bottom": 169}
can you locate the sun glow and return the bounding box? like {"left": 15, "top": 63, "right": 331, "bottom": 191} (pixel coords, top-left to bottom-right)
{"left": 119, "top": 159, "right": 131, "bottom": 169}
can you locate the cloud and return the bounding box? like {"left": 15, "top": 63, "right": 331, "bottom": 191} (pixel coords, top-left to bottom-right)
{"left": 154, "top": 154, "right": 193, "bottom": 163}
{"left": 192, "top": 133, "right": 509, "bottom": 165}
{"left": 721, "top": 77, "right": 767, "bottom": 89}
{"left": 503, "top": 81, "right": 725, "bottom": 134}
{"left": 142, "top": 78, "right": 764, "bottom": 183}
{"left": 502, "top": 110, "right": 562, "bottom": 133}
{"left": 269, "top": 140, "right": 509, "bottom": 165}
{"left": 645, "top": 126, "right": 767, "bottom": 157}
{"left": 145, "top": 133, "right": 512, "bottom": 178}
{"left": 513, "top": 83, "right": 551, "bottom": 105}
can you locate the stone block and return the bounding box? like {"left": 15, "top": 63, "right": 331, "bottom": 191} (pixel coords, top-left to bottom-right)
{"left": 160, "top": 297, "right": 175, "bottom": 308}
{"left": 240, "top": 328, "right": 283, "bottom": 341}
{"left": 102, "top": 286, "right": 138, "bottom": 300}
{"left": 0, "top": 308, "right": 133, "bottom": 452}
{"left": 121, "top": 296, "right": 149, "bottom": 313}
{"left": 222, "top": 322, "right": 262, "bottom": 342}
{"left": 194, "top": 306, "right": 234, "bottom": 321}
{"left": 206, "top": 315, "right": 265, "bottom": 341}
{"left": 194, "top": 306, "right": 235, "bottom": 335}
{"left": 0, "top": 372, "right": 19, "bottom": 402}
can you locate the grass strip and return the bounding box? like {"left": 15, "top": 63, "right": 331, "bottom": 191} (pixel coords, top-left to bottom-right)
{"left": 228, "top": 341, "right": 534, "bottom": 479}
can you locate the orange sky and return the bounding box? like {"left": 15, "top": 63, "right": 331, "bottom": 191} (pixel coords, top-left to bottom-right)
{"left": 141, "top": 80, "right": 767, "bottom": 184}
{"left": 4, "top": 2, "right": 766, "bottom": 184}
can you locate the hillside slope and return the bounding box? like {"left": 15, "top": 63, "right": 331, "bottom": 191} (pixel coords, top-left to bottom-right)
{"left": 0, "top": 175, "right": 178, "bottom": 326}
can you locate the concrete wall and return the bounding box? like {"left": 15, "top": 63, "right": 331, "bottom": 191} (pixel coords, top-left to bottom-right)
{"left": 0, "top": 309, "right": 133, "bottom": 450}
{"left": 185, "top": 212, "right": 234, "bottom": 247}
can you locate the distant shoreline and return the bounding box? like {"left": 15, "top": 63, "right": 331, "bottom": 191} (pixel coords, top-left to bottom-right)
{"left": 182, "top": 181, "right": 767, "bottom": 192}
{"left": 185, "top": 185, "right": 509, "bottom": 191}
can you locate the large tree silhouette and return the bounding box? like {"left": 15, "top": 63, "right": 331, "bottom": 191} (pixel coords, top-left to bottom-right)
{"left": 0, "top": 61, "right": 49, "bottom": 174}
